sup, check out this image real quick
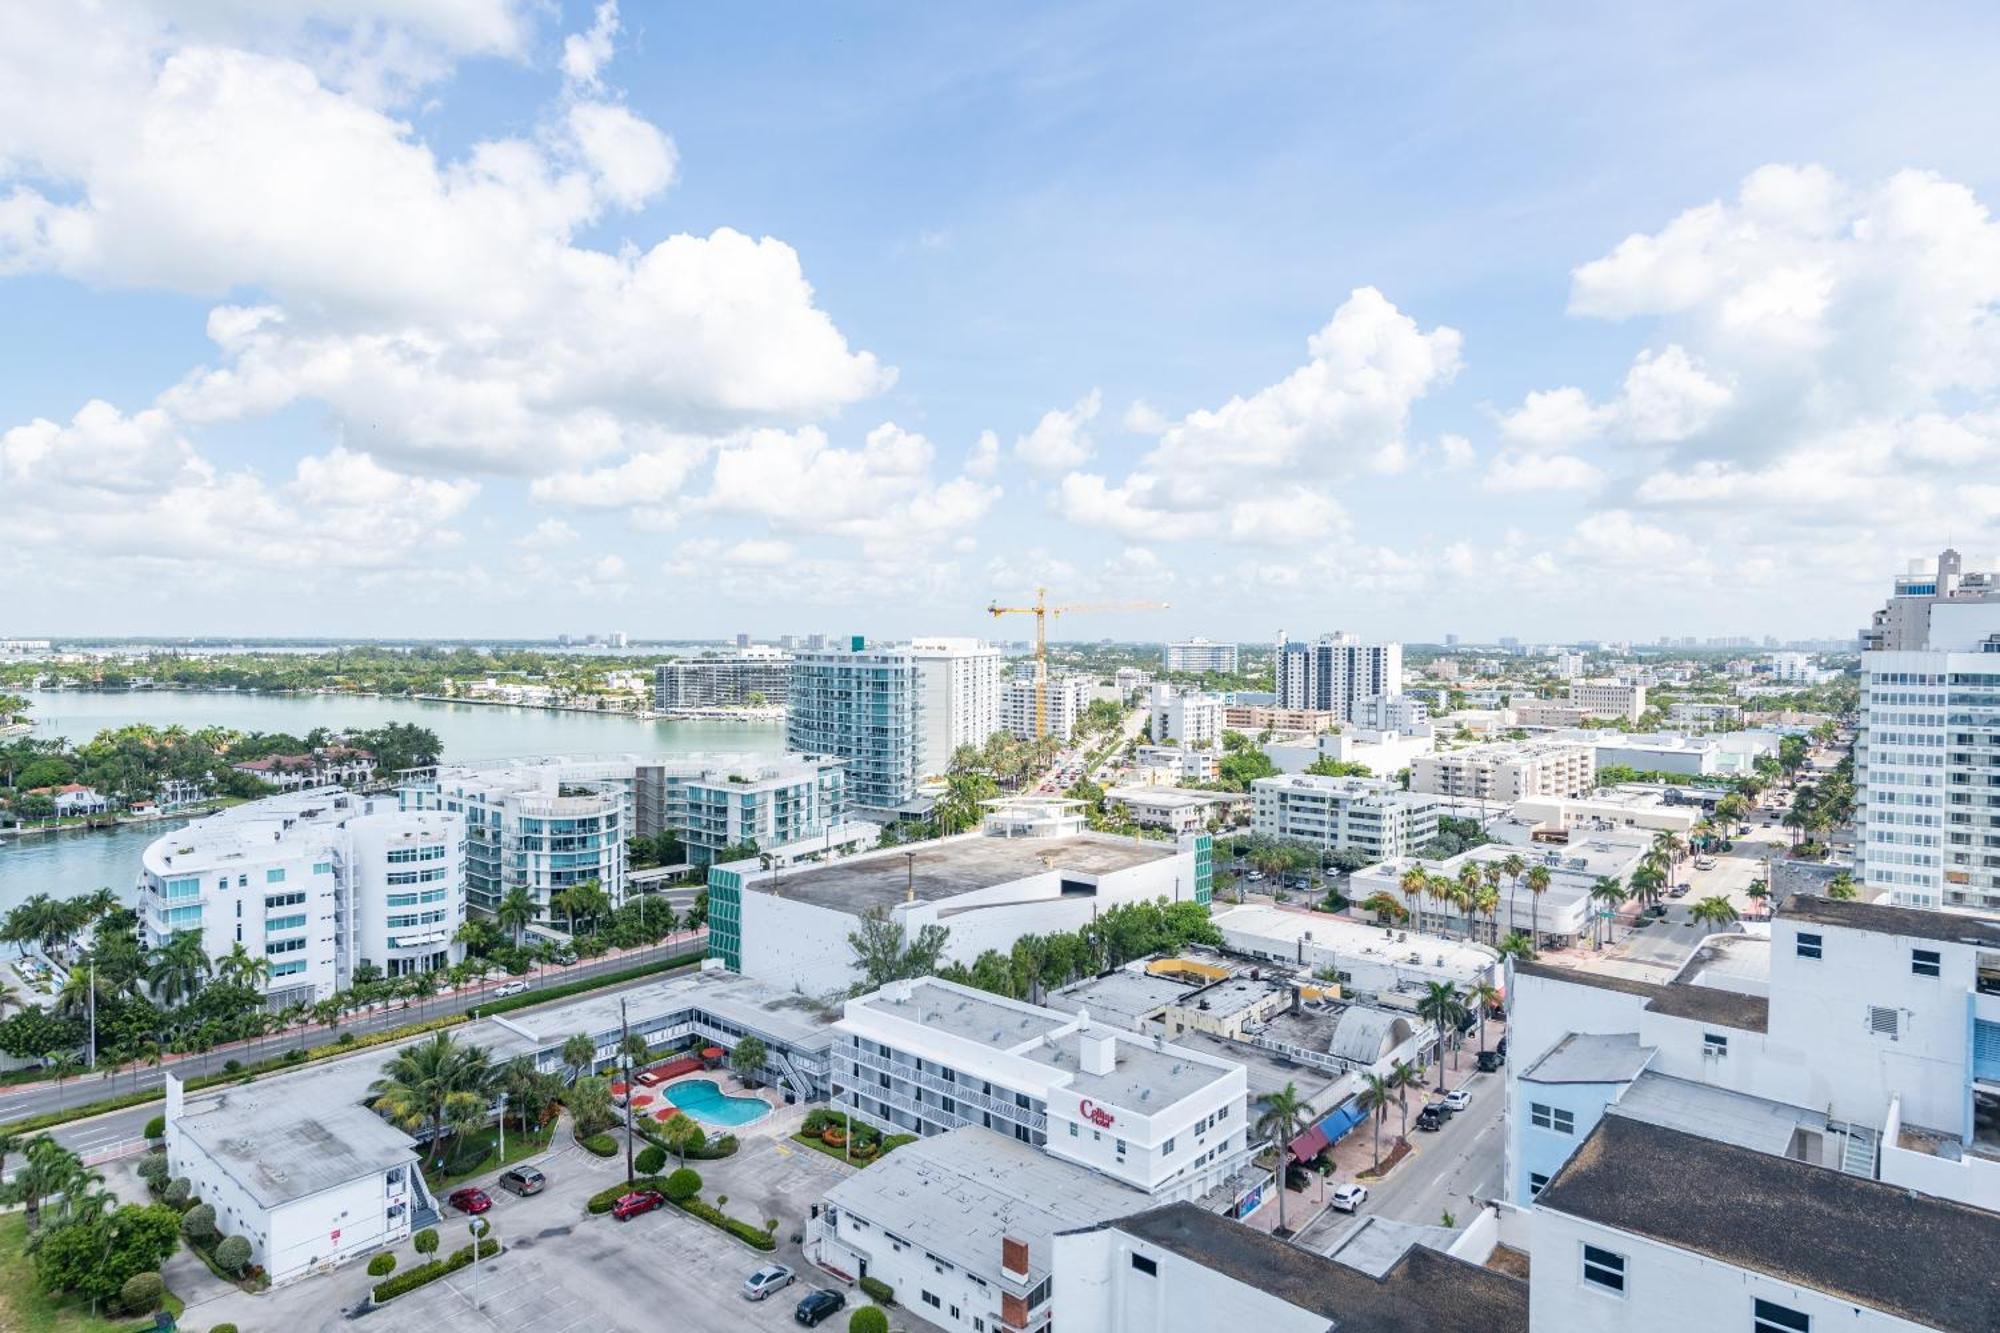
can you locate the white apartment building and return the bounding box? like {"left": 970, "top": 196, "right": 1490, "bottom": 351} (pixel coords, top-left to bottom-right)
{"left": 1163, "top": 639, "right": 1240, "bottom": 674}
{"left": 1567, "top": 678, "right": 1647, "bottom": 723}
{"left": 1347, "top": 830, "right": 1651, "bottom": 949}
{"left": 1209, "top": 903, "right": 1500, "bottom": 996}
{"left": 1115, "top": 667, "right": 1154, "bottom": 700}
{"left": 1352, "top": 693, "right": 1431, "bottom": 733}
{"left": 1149, "top": 683, "right": 1224, "bottom": 746}
{"left": 1410, "top": 740, "right": 1595, "bottom": 802}
{"left": 1861, "top": 546, "right": 2000, "bottom": 651}
{"left": 1103, "top": 786, "right": 1242, "bottom": 835}
{"left": 1857, "top": 566, "right": 2000, "bottom": 913}
{"left": 401, "top": 759, "right": 624, "bottom": 921}
{"left": 705, "top": 821, "right": 1214, "bottom": 994}
{"left": 137, "top": 789, "right": 465, "bottom": 1005}
{"left": 1510, "top": 700, "right": 1593, "bottom": 729}
{"left": 911, "top": 637, "right": 1004, "bottom": 779}
{"left": 1132, "top": 744, "right": 1220, "bottom": 785}
{"left": 1764, "top": 651, "right": 1834, "bottom": 685}
{"left": 1273, "top": 632, "right": 1402, "bottom": 723}
{"left": 1264, "top": 727, "right": 1436, "bottom": 780}
{"left": 1552, "top": 651, "right": 1586, "bottom": 679}
{"left": 651, "top": 647, "right": 792, "bottom": 709}
{"left": 1250, "top": 774, "right": 1438, "bottom": 861}
{"left": 1668, "top": 700, "right": 1744, "bottom": 730}
{"left": 1002, "top": 671, "right": 1094, "bottom": 741}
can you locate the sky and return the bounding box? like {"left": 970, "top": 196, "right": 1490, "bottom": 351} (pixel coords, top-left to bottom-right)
{"left": 4, "top": 2, "right": 2000, "bottom": 644}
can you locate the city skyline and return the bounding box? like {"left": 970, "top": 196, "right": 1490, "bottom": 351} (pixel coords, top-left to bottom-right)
{"left": 4, "top": 3, "right": 1997, "bottom": 641}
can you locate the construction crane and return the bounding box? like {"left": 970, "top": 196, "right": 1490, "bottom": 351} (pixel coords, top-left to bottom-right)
{"left": 987, "top": 588, "right": 1170, "bottom": 738}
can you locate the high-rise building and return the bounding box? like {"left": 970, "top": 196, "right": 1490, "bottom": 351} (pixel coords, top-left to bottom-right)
{"left": 1162, "top": 638, "right": 1240, "bottom": 674}
{"left": 1002, "top": 671, "right": 1093, "bottom": 740}
{"left": 787, "top": 639, "right": 924, "bottom": 817}
{"left": 138, "top": 789, "right": 465, "bottom": 1005}
{"left": 1273, "top": 631, "right": 1401, "bottom": 722}
{"left": 1149, "top": 682, "right": 1224, "bottom": 745}
{"left": 735, "top": 632, "right": 752, "bottom": 649}
{"left": 908, "top": 637, "right": 1003, "bottom": 778}
{"left": 401, "top": 760, "right": 626, "bottom": 919}
{"left": 1858, "top": 550, "right": 2000, "bottom": 914}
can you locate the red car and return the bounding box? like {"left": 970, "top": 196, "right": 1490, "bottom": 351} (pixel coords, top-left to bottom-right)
{"left": 447, "top": 1187, "right": 493, "bottom": 1215}
{"left": 612, "top": 1189, "right": 665, "bottom": 1221}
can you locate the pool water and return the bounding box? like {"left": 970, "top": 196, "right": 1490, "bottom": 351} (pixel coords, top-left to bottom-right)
{"left": 666, "top": 1078, "right": 770, "bottom": 1127}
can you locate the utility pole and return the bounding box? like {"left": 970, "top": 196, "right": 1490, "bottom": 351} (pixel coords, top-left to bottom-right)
{"left": 620, "top": 998, "right": 635, "bottom": 1183}
{"left": 87, "top": 960, "right": 96, "bottom": 1071}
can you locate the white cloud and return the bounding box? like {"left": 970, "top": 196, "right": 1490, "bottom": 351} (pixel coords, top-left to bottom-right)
{"left": 530, "top": 433, "right": 715, "bottom": 508}
{"left": 1481, "top": 452, "right": 1605, "bottom": 493}
{"left": 567, "top": 101, "right": 677, "bottom": 209}
{"left": 1223, "top": 488, "right": 1349, "bottom": 546}
{"left": 560, "top": 2, "right": 621, "bottom": 89}
{"left": 1122, "top": 399, "right": 1169, "bottom": 435}
{"left": 1015, "top": 390, "right": 1102, "bottom": 473}
{"left": 1497, "top": 345, "right": 1731, "bottom": 449}
{"left": 1437, "top": 433, "right": 1475, "bottom": 469}
{"left": 1497, "top": 386, "right": 1612, "bottom": 450}
{"left": 966, "top": 429, "right": 1000, "bottom": 478}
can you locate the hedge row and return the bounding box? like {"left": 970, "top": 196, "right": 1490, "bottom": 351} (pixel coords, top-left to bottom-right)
{"left": 674, "top": 1196, "right": 775, "bottom": 1251}
{"left": 859, "top": 1274, "right": 896, "bottom": 1306}
{"left": 372, "top": 1238, "right": 501, "bottom": 1303}
{"left": 577, "top": 1132, "right": 618, "bottom": 1157}
{"left": 586, "top": 1176, "right": 673, "bottom": 1214}
{"left": 3, "top": 952, "right": 705, "bottom": 1135}
{"left": 633, "top": 1116, "right": 738, "bottom": 1159}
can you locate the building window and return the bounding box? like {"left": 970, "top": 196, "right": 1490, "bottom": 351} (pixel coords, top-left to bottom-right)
{"left": 1162, "top": 1136, "right": 1175, "bottom": 1155}
{"left": 1703, "top": 1032, "right": 1728, "bottom": 1058}
{"left": 1131, "top": 1254, "right": 1157, "bottom": 1276}
{"left": 1912, "top": 949, "right": 1942, "bottom": 977}
{"left": 1581, "top": 1244, "right": 1625, "bottom": 1294}
{"left": 1068, "top": 1122, "right": 1078, "bottom": 1137}
{"left": 265, "top": 868, "right": 286, "bottom": 884}
{"left": 1528, "top": 1172, "right": 1549, "bottom": 1198}
{"left": 1530, "top": 1103, "right": 1574, "bottom": 1134}
{"left": 1753, "top": 1299, "right": 1810, "bottom": 1333}
{"left": 1795, "top": 932, "right": 1822, "bottom": 960}
{"left": 921, "top": 1292, "right": 941, "bottom": 1309}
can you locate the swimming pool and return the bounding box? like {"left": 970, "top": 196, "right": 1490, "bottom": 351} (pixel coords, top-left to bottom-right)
{"left": 666, "top": 1078, "right": 770, "bottom": 1128}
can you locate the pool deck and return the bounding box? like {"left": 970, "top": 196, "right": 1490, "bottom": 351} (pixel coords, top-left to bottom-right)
{"left": 631, "top": 1069, "right": 786, "bottom": 1136}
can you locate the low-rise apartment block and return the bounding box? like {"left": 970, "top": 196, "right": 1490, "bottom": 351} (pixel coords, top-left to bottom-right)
{"left": 1567, "top": 678, "right": 1647, "bottom": 723}
{"left": 1132, "top": 744, "right": 1219, "bottom": 785}
{"left": 1218, "top": 703, "right": 1339, "bottom": 735}
{"left": 651, "top": 646, "right": 791, "bottom": 709}
{"left": 1002, "top": 671, "right": 1094, "bottom": 740}
{"left": 1149, "top": 683, "right": 1224, "bottom": 745}
{"left": 1104, "top": 786, "right": 1243, "bottom": 835}
{"left": 1250, "top": 774, "right": 1438, "bottom": 860}
{"left": 1410, "top": 740, "right": 1595, "bottom": 802}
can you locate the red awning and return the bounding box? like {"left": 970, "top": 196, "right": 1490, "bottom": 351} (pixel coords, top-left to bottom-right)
{"left": 701, "top": 1046, "right": 724, "bottom": 1059}
{"left": 1289, "top": 1125, "right": 1330, "bottom": 1165}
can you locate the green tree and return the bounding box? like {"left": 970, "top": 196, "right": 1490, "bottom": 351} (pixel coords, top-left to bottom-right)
{"left": 215, "top": 941, "right": 271, "bottom": 992}
{"left": 1303, "top": 756, "right": 1373, "bottom": 778}
{"left": 1355, "top": 1071, "right": 1394, "bottom": 1173}
{"left": 732, "top": 1035, "right": 769, "bottom": 1086}
{"left": 849, "top": 1308, "right": 891, "bottom": 1333}
{"left": 36, "top": 1203, "right": 179, "bottom": 1308}
{"left": 145, "top": 930, "right": 212, "bottom": 1006}
{"left": 1690, "top": 895, "right": 1740, "bottom": 929}
{"left": 368, "top": 1031, "right": 496, "bottom": 1167}
{"left": 1825, "top": 872, "right": 1858, "bottom": 901}
{"left": 496, "top": 886, "right": 539, "bottom": 945}
{"left": 659, "top": 1112, "right": 707, "bottom": 1164}
{"left": 561, "top": 1032, "right": 599, "bottom": 1080}
{"left": 1415, "top": 983, "right": 1467, "bottom": 1091}
{"left": 846, "top": 907, "right": 951, "bottom": 992}
{"left": 215, "top": 1234, "right": 253, "bottom": 1274}
{"left": 1587, "top": 877, "right": 1627, "bottom": 948}
{"left": 1252, "top": 1082, "right": 1314, "bottom": 1236}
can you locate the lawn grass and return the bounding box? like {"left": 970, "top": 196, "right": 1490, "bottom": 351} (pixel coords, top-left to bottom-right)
{"left": 423, "top": 1118, "right": 559, "bottom": 1189}
{"left": 0, "top": 1213, "right": 184, "bottom": 1333}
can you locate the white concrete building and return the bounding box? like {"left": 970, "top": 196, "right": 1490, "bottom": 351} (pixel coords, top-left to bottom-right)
{"left": 1263, "top": 727, "right": 1436, "bottom": 780}
{"left": 1208, "top": 903, "right": 1499, "bottom": 997}
{"left": 1552, "top": 651, "right": 1586, "bottom": 679}
{"left": 1861, "top": 547, "right": 2000, "bottom": 651}
{"left": 651, "top": 647, "right": 792, "bottom": 709}
{"left": 1668, "top": 700, "right": 1744, "bottom": 730}
{"left": 911, "top": 637, "right": 1004, "bottom": 779}
{"left": 705, "top": 823, "right": 1215, "bottom": 995}
{"left": 1764, "top": 651, "right": 1834, "bottom": 685}
{"left": 1411, "top": 740, "right": 1595, "bottom": 802}
{"left": 138, "top": 789, "right": 465, "bottom": 1005}
{"left": 788, "top": 639, "right": 925, "bottom": 816}
{"left": 1273, "top": 632, "right": 1402, "bottom": 723}
{"left": 1148, "top": 683, "right": 1224, "bottom": 746}
{"left": 1163, "top": 639, "right": 1240, "bottom": 675}
{"left": 1352, "top": 693, "right": 1431, "bottom": 733}
{"left": 1250, "top": 774, "right": 1438, "bottom": 860}
{"left": 1002, "top": 671, "right": 1094, "bottom": 741}
{"left": 1348, "top": 830, "right": 1651, "bottom": 949}
{"left": 1104, "top": 786, "right": 1242, "bottom": 835}
{"left": 1132, "top": 744, "right": 1219, "bottom": 786}
{"left": 1567, "top": 678, "right": 1647, "bottom": 723}
{"left": 401, "top": 758, "right": 625, "bottom": 920}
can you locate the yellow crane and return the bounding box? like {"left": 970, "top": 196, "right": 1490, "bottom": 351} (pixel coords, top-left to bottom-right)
{"left": 987, "top": 588, "right": 1170, "bottom": 737}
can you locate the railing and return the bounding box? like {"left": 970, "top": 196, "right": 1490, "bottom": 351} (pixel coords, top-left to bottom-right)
{"left": 837, "top": 1049, "right": 1046, "bottom": 1131}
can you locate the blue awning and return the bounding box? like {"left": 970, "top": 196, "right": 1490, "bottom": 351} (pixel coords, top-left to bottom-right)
{"left": 1318, "top": 1100, "right": 1368, "bottom": 1145}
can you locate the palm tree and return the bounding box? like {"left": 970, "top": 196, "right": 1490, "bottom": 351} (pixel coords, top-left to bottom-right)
{"left": 497, "top": 886, "right": 538, "bottom": 946}
{"left": 1523, "top": 865, "right": 1551, "bottom": 948}
{"left": 1825, "top": 872, "right": 1858, "bottom": 901}
{"left": 1745, "top": 879, "right": 1771, "bottom": 917}
{"left": 1355, "top": 1072, "right": 1393, "bottom": 1172}
{"left": 561, "top": 1032, "right": 598, "bottom": 1082}
{"left": 369, "top": 1031, "right": 496, "bottom": 1167}
{"left": 1690, "top": 895, "right": 1739, "bottom": 930}
{"left": 146, "top": 930, "right": 212, "bottom": 1005}
{"left": 1386, "top": 1059, "right": 1421, "bottom": 1141}
{"left": 1500, "top": 852, "right": 1526, "bottom": 935}
{"left": 564, "top": 879, "right": 613, "bottom": 934}
{"left": 1495, "top": 931, "right": 1536, "bottom": 964}
{"left": 1652, "top": 830, "right": 1686, "bottom": 878}
{"left": 1474, "top": 883, "right": 1500, "bottom": 946}
{"left": 48, "top": 1054, "right": 81, "bottom": 1109}
{"left": 216, "top": 942, "right": 270, "bottom": 992}
{"left": 1253, "top": 1082, "right": 1315, "bottom": 1237}
{"left": 1455, "top": 864, "right": 1483, "bottom": 940}
{"left": 1416, "top": 983, "right": 1468, "bottom": 1090}
{"left": 1397, "top": 865, "right": 1429, "bottom": 932}
{"left": 2, "top": 1136, "right": 93, "bottom": 1232}
{"left": 1588, "top": 876, "right": 1627, "bottom": 948}
{"left": 1630, "top": 854, "right": 1667, "bottom": 914}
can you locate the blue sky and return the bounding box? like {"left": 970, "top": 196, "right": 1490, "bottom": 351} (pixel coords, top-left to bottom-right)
{"left": 4, "top": 2, "right": 1999, "bottom": 642}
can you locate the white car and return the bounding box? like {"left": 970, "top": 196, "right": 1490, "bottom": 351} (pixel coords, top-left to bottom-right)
{"left": 742, "top": 1264, "right": 794, "bottom": 1301}
{"left": 493, "top": 980, "right": 530, "bottom": 997}
{"left": 1443, "top": 1088, "right": 1472, "bottom": 1112}
{"left": 1330, "top": 1183, "right": 1368, "bottom": 1213}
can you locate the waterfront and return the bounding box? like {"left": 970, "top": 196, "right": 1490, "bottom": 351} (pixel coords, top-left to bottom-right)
{"left": 1, "top": 690, "right": 785, "bottom": 912}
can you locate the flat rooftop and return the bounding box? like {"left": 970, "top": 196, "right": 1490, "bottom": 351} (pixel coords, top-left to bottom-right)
{"left": 1782, "top": 893, "right": 2000, "bottom": 948}
{"left": 1513, "top": 959, "right": 1770, "bottom": 1033}
{"left": 1047, "top": 970, "right": 1194, "bottom": 1029}
{"left": 1538, "top": 1116, "right": 2000, "bottom": 1333}
{"left": 1098, "top": 1202, "right": 1530, "bottom": 1333}
{"left": 1154, "top": 1025, "right": 1353, "bottom": 1105}
{"left": 1612, "top": 1072, "right": 1826, "bottom": 1157}
{"left": 851, "top": 977, "right": 1072, "bottom": 1049}
{"left": 825, "top": 1126, "right": 1146, "bottom": 1286}
{"left": 1672, "top": 932, "right": 1772, "bottom": 995}
{"left": 1104, "top": 786, "right": 1239, "bottom": 809}
{"left": 1521, "top": 1032, "right": 1655, "bottom": 1085}
{"left": 478, "top": 966, "right": 835, "bottom": 1059}
{"left": 1039, "top": 1026, "right": 1227, "bottom": 1110}
{"left": 735, "top": 831, "right": 1176, "bottom": 911}
{"left": 1212, "top": 904, "right": 1499, "bottom": 978}
{"left": 176, "top": 1081, "right": 416, "bottom": 1209}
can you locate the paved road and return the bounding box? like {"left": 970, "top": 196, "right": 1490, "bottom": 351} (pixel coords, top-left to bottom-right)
{"left": 4, "top": 932, "right": 707, "bottom": 1132}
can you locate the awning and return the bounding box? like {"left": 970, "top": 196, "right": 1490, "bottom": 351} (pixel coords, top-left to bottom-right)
{"left": 1318, "top": 1100, "right": 1369, "bottom": 1145}
{"left": 1288, "top": 1125, "right": 1330, "bottom": 1164}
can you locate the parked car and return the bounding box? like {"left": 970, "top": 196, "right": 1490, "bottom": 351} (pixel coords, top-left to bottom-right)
{"left": 1416, "top": 1105, "right": 1446, "bottom": 1132}
{"left": 494, "top": 979, "right": 530, "bottom": 997}
{"left": 743, "top": 1264, "right": 796, "bottom": 1301}
{"left": 1668, "top": 883, "right": 1690, "bottom": 898}
{"left": 497, "top": 1166, "right": 545, "bottom": 1196}
{"left": 447, "top": 1187, "right": 492, "bottom": 1214}
{"left": 795, "top": 1289, "right": 846, "bottom": 1326}
{"left": 1329, "top": 1183, "right": 1369, "bottom": 1213}
{"left": 1694, "top": 855, "right": 1717, "bottom": 870}
{"left": 1477, "top": 1049, "right": 1505, "bottom": 1073}
{"left": 1443, "top": 1088, "right": 1472, "bottom": 1112}
{"left": 612, "top": 1189, "right": 664, "bottom": 1221}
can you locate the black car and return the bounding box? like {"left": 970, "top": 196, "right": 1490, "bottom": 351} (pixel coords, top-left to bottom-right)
{"left": 1416, "top": 1105, "right": 1446, "bottom": 1132}
{"left": 1477, "top": 1048, "right": 1504, "bottom": 1073}
{"left": 796, "top": 1289, "right": 846, "bottom": 1327}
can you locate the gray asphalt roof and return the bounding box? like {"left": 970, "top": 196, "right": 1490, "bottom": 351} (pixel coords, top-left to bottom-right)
{"left": 851, "top": 978, "right": 1072, "bottom": 1049}
{"left": 1512, "top": 959, "right": 1770, "bottom": 1033}
{"left": 1521, "top": 1032, "right": 1655, "bottom": 1085}
{"left": 1537, "top": 1115, "right": 2000, "bottom": 1332}
{"left": 1782, "top": 893, "right": 2000, "bottom": 947}
{"left": 176, "top": 1086, "right": 416, "bottom": 1209}
{"left": 1047, "top": 970, "right": 1193, "bottom": 1028}
{"left": 1092, "top": 1202, "right": 1530, "bottom": 1333}
{"left": 745, "top": 832, "right": 1175, "bottom": 911}
{"left": 1611, "top": 1072, "right": 1826, "bottom": 1156}
{"left": 824, "top": 1126, "right": 1146, "bottom": 1285}
{"left": 476, "top": 967, "right": 835, "bottom": 1059}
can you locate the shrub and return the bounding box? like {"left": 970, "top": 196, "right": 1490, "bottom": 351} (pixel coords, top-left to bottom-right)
{"left": 849, "top": 1308, "right": 890, "bottom": 1333}
{"left": 687, "top": 1132, "right": 738, "bottom": 1160}
{"left": 120, "top": 1271, "right": 165, "bottom": 1314}
{"left": 635, "top": 1144, "right": 666, "bottom": 1175}
{"left": 181, "top": 1203, "right": 218, "bottom": 1244}
{"left": 674, "top": 1196, "right": 775, "bottom": 1250}
{"left": 578, "top": 1132, "right": 618, "bottom": 1157}
{"left": 223, "top": 1059, "right": 241, "bottom": 1074}
{"left": 367, "top": 1253, "right": 396, "bottom": 1276}
{"left": 215, "top": 1235, "right": 252, "bottom": 1275}
{"left": 144, "top": 1114, "right": 166, "bottom": 1140}
{"left": 663, "top": 1168, "right": 701, "bottom": 1202}
{"left": 164, "top": 1177, "right": 191, "bottom": 1207}
{"left": 211, "top": 1325, "right": 239, "bottom": 1333}
{"left": 413, "top": 1228, "right": 439, "bottom": 1256}
{"left": 586, "top": 1177, "right": 668, "bottom": 1214}
{"left": 470, "top": 1217, "right": 490, "bottom": 1238}
{"left": 802, "top": 1108, "right": 833, "bottom": 1133}
{"left": 821, "top": 1126, "right": 846, "bottom": 1147}
{"left": 859, "top": 1275, "right": 896, "bottom": 1306}
{"left": 882, "top": 1134, "right": 918, "bottom": 1153}
{"left": 137, "top": 1153, "right": 170, "bottom": 1184}
{"left": 339, "top": 1031, "right": 357, "bottom": 1045}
